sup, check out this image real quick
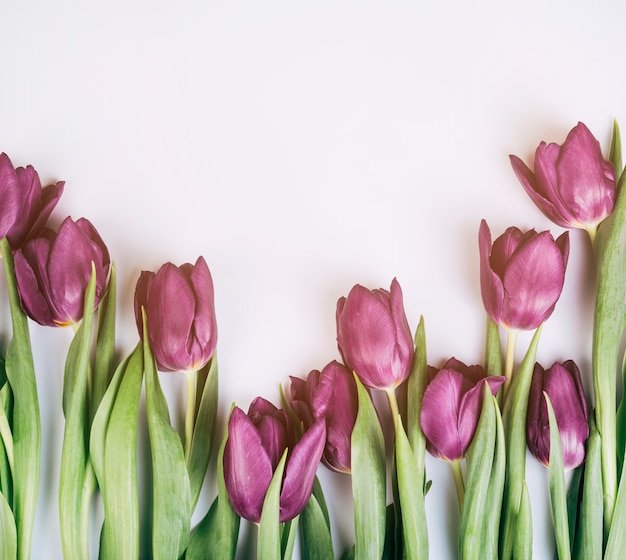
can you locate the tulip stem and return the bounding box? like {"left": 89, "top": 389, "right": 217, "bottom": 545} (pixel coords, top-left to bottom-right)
{"left": 502, "top": 329, "right": 518, "bottom": 406}
{"left": 184, "top": 369, "right": 197, "bottom": 462}
{"left": 450, "top": 459, "right": 465, "bottom": 509}
{"left": 385, "top": 388, "right": 401, "bottom": 433}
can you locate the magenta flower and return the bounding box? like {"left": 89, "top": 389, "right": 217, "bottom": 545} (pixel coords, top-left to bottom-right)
{"left": 336, "top": 278, "right": 414, "bottom": 390}
{"left": 526, "top": 361, "right": 589, "bottom": 470}
{"left": 134, "top": 256, "right": 217, "bottom": 372}
{"left": 14, "top": 217, "right": 110, "bottom": 327}
{"left": 510, "top": 122, "right": 615, "bottom": 234}
{"left": 223, "top": 397, "right": 326, "bottom": 523}
{"left": 421, "top": 358, "right": 505, "bottom": 462}
{"left": 290, "top": 360, "right": 358, "bottom": 474}
{"left": 479, "top": 220, "right": 569, "bottom": 331}
{"left": 0, "top": 152, "right": 64, "bottom": 251}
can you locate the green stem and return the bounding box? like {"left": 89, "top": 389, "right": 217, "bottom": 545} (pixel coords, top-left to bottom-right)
{"left": 184, "top": 369, "right": 197, "bottom": 462}
{"left": 450, "top": 459, "right": 465, "bottom": 510}
{"left": 0, "top": 404, "right": 13, "bottom": 476}
{"left": 80, "top": 460, "right": 97, "bottom": 560}
{"left": 385, "top": 387, "right": 401, "bottom": 433}
{"left": 502, "top": 328, "right": 518, "bottom": 406}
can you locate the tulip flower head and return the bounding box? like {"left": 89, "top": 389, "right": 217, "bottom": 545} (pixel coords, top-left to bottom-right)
{"left": 421, "top": 358, "right": 505, "bottom": 462}
{"left": 14, "top": 217, "right": 110, "bottom": 327}
{"left": 526, "top": 360, "right": 589, "bottom": 470}
{"left": 479, "top": 220, "right": 569, "bottom": 331}
{"left": 510, "top": 122, "right": 615, "bottom": 237}
{"left": 336, "top": 278, "right": 414, "bottom": 391}
{"left": 134, "top": 256, "right": 217, "bottom": 373}
{"left": 223, "top": 397, "right": 326, "bottom": 523}
{"left": 0, "top": 152, "right": 64, "bottom": 251}
{"left": 290, "top": 360, "right": 358, "bottom": 474}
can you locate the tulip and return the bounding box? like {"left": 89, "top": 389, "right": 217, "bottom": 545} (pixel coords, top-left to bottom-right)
{"left": 421, "top": 358, "right": 505, "bottom": 462}
{"left": 223, "top": 397, "right": 326, "bottom": 523}
{"left": 336, "top": 278, "right": 414, "bottom": 391}
{"left": 134, "top": 256, "right": 217, "bottom": 373}
{"left": 526, "top": 360, "right": 589, "bottom": 470}
{"left": 510, "top": 122, "right": 615, "bottom": 237}
{"left": 290, "top": 360, "right": 358, "bottom": 473}
{"left": 0, "top": 152, "right": 64, "bottom": 250}
{"left": 479, "top": 219, "right": 569, "bottom": 332}
{"left": 14, "top": 217, "right": 110, "bottom": 327}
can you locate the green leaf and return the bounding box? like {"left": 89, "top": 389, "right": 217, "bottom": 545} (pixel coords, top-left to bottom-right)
{"left": 460, "top": 388, "right": 504, "bottom": 560}
{"left": 92, "top": 262, "right": 117, "bottom": 418}
{"left": 258, "top": 450, "right": 288, "bottom": 560}
{"left": 1, "top": 238, "right": 40, "bottom": 560}
{"left": 186, "top": 409, "right": 240, "bottom": 560}
{"left": 97, "top": 345, "right": 143, "bottom": 560}
{"left": 0, "top": 355, "right": 6, "bottom": 389}
{"left": 512, "top": 481, "right": 532, "bottom": 559}
{"left": 311, "top": 476, "right": 330, "bottom": 530}
{"left": 0, "top": 490, "right": 16, "bottom": 560}
{"left": 545, "top": 394, "right": 571, "bottom": 560}
{"left": 500, "top": 325, "right": 542, "bottom": 560}
{"left": 59, "top": 267, "right": 96, "bottom": 560}
{"left": 351, "top": 375, "right": 386, "bottom": 560}
{"left": 300, "top": 492, "right": 334, "bottom": 560}
{"left": 143, "top": 320, "right": 191, "bottom": 560}
{"left": 604, "top": 427, "right": 626, "bottom": 559}
{"left": 395, "top": 415, "right": 428, "bottom": 559}
{"left": 281, "top": 516, "right": 299, "bottom": 560}
{"left": 609, "top": 119, "right": 623, "bottom": 178}
{"left": 0, "top": 385, "right": 13, "bottom": 504}
{"left": 187, "top": 355, "right": 219, "bottom": 511}
{"left": 574, "top": 415, "right": 602, "bottom": 559}
{"left": 407, "top": 317, "right": 427, "bottom": 455}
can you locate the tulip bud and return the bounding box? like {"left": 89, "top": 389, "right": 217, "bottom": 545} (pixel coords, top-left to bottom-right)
{"left": 14, "top": 217, "right": 110, "bottom": 327}
{"left": 336, "top": 278, "right": 414, "bottom": 390}
{"left": 223, "top": 398, "right": 326, "bottom": 523}
{"left": 526, "top": 361, "right": 589, "bottom": 469}
{"left": 0, "top": 153, "right": 64, "bottom": 250}
{"left": 479, "top": 220, "right": 569, "bottom": 331}
{"left": 134, "top": 256, "right": 217, "bottom": 372}
{"left": 421, "top": 358, "right": 505, "bottom": 462}
{"left": 290, "top": 360, "right": 358, "bottom": 473}
{"left": 510, "top": 122, "right": 615, "bottom": 234}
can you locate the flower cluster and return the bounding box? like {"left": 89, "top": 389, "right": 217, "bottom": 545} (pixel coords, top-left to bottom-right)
{"left": 0, "top": 118, "right": 622, "bottom": 559}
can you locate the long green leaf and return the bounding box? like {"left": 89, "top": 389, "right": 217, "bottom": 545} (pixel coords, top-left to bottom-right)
{"left": 395, "top": 415, "right": 427, "bottom": 559}
{"left": 59, "top": 267, "right": 96, "bottom": 560}
{"left": 143, "top": 325, "right": 191, "bottom": 560}
{"left": 301, "top": 492, "right": 334, "bottom": 560}
{"left": 351, "top": 375, "right": 386, "bottom": 560}
{"left": 258, "top": 450, "right": 288, "bottom": 560}
{"left": 407, "top": 317, "right": 427, "bottom": 456}
{"left": 281, "top": 516, "right": 299, "bottom": 560}
{"left": 546, "top": 394, "right": 570, "bottom": 560}
{"left": 0, "top": 384, "right": 13, "bottom": 504}
{"left": 605, "top": 432, "right": 626, "bottom": 558}
{"left": 99, "top": 345, "right": 143, "bottom": 560}
{"left": 187, "top": 355, "right": 219, "bottom": 511}
{"left": 512, "top": 482, "right": 532, "bottom": 559}
{"left": 186, "top": 408, "right": 240, "bottom": 560}
{"left": 0, "top": 489, "right": 16, "bottom": 560}
{"left": 1, "top": 238, "right": 39, "bottom": 560}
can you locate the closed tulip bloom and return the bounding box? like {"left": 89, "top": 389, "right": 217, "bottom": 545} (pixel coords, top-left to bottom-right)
{"left": 526, "top": 361, "right": 589, "bottom": 470}
{"left": 290, "top": 360, "right": 358, "bottom": 473}
{"left": 336, "top": 278, "right": 414, "bottom": 390}
{"left": 134, "top": 256, "right": 217, "bottom": 372}
{"left": 421, "top": 358, "right": 505, "bottom": 462}
{"left": 14, "top": 217, "right": 110, "bottom": 327}
{"left": 224, "top": 397, "right": 326, "bottom": 523}
{"left": 0, "top": 152, "right": 64, "bottom": 250}
{"left": 479, "top": 220, "right": 569, "bottom": 331}
{"left": 510, "top": 122, "right": 615, "bottom": 235}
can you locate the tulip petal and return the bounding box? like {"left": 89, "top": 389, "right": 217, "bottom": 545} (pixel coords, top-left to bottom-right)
{"left": 479, "top": 220, "right": 505, "bottom": 326}
{"left": 188, "top": 256, "right": 218, "bottom": 366}
{"left": 280, "top": 419, "right": 326, "bottom": 522}
{"left": 223, "top": 407, "right": 273, "bottom": 523}
{"left": 0, "top": 154, "right": 21, "bottom": 240}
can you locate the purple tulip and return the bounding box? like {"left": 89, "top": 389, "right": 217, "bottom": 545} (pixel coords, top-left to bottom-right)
{"left": 14, "top": 217, "right": 110, "bottom": 327}
{"left": 336, "top": 278, "right": 414, "bottom": 390}
{"left": 290, "top": 360, "right": 358, "bottom": 474}
{"left": 421, "top": 358, "right": 505, "bottom": 462}
{"left": 134, "top": 256, "right": 217, "bottom": 372}
{"left": 0, "top": 153, "right": 64, "bottom": 250}
{"left": 526, "top": 361, "right": 589, "bottom": 470}
{"left": 510, "top": 122, "right": 615, "bottom": 233}
{"left": 223, "top": 397, "right": 326, "bottom": 523}
{"left": 479, "top": 220, "right": 569, "bottom": 331}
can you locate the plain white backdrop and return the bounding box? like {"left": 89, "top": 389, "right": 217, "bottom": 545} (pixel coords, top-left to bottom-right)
{"left": 2, "top": 1, "right": 626, "bottom": 558}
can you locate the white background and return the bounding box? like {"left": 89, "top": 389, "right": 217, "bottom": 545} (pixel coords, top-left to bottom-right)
{"left": 1, "top": 1, "right": 626, "bottom": 558}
